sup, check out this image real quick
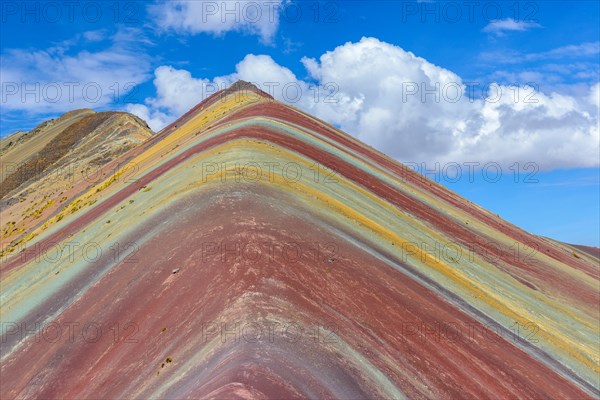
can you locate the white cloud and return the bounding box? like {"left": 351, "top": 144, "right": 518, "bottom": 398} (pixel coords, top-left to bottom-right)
{"left": 0, "top": 28, "right": 151, "bottom": 115}
{"left": 128, "top": 37, "right": 599, "bottom": 170}
{"left": 301, "top": 38, "right": 599, "bottom": 169}
{"left": 589, "top": 83, "right": 600, "bottom": 109}
{"left": 483, "top": 18, "right": 541, "bottom": 35}
{"left": 125, "top": 103, "right": 172, "bottom": 132}
{"left": 82, "top": 30, "right": 107, "bottom": 42}
{"left": 477, "top": 43, "right": 599, "bottom": 106}
{"left": 481, "top": 42, "right": 600, "bottom": 65}
{"left": 126, "top": 54, "right": 305, "bottom": 131}
{"left": 147, "top": 66, "right": 213, "bottom": 117}
{"left": 528, "top": 42, "right": 600, "bottom": 60}
{"left": 150, "top": 0, "right": 283, "bottom": 43}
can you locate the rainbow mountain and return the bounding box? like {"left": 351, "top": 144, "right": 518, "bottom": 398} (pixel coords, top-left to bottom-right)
{"left": 1, "top": 81, "right": 598, "bottom": 399}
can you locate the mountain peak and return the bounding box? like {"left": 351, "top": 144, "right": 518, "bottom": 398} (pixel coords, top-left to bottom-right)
{"left": 220, "top": 79, "right": 274, "bottom": 99}
{"left": 228, "top": 79, "right": 260, "bottom": 92}
{"left": 156, "top": 80, "right": 275, "bottom": 135}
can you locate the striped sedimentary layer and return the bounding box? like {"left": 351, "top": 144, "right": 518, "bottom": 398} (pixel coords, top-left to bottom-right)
{"left": 1, "top": 83, "right": 598, "bottom": 399}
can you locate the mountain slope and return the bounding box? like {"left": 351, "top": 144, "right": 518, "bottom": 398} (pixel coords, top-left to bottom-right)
{"left": 1, "top": 82, "right": 598, "bottom": 399}
{"left": 0, "top": 109, "right": 96, "bottom": 172}
{"left": 0, "top": 110, "right": 153, "bottom": 251}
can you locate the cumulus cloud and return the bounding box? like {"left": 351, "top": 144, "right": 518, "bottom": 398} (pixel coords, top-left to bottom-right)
{"left": 483, "top": 18, "right": 541, "bottom": 35}
{"left": 300, "top": 38, "right": 599, "bottom": 169}
{"left": 150, "top": 0, "right": 283, "bottom": 43}
{"left": 128, "top": 37, "right": 599, "bottom": 170}
{"left": 0, "top": 28, "right": 151, "bottom": 115}
{"left": 126, "top": 54, "right": 305, "bottom": 130}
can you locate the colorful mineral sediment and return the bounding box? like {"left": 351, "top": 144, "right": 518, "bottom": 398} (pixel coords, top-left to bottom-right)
{"left": 1, "top": 82, "right": 598, "bottom": 399}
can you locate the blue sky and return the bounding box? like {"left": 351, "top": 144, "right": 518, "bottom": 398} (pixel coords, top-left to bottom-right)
{"left": 1, "top": 0, "right": 599, "bottom": 246}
